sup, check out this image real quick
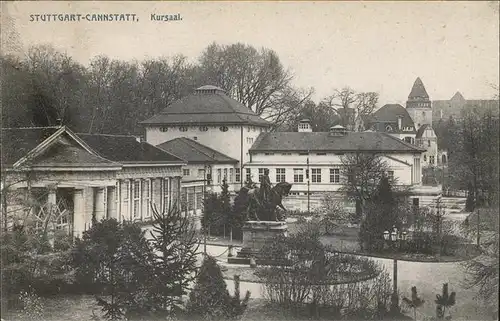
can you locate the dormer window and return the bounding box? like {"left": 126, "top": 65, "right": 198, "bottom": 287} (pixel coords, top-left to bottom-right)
{"left": 179, "top": 126, "right": 188, "bottom": 132}
{"left": 220, "top": 126, "right": 228, "bottom": 132}
{"left": 160, "top": 127, "right": 169, "bottom": 132}
{"left": 386, "top": 125, "right": 393, "bottom": 132}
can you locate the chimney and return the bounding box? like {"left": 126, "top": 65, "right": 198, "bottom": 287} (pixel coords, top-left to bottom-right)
{"left": 298, "top": 119, "right": 312, "bottom": 132}
{"left": 397, "top": 116, "right": 403, "bottom": 131}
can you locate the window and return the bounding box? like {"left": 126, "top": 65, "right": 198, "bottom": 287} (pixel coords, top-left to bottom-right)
{"left": 162, "top": 178, "right": 169, "bottom": 211}
{"left": 311, "top": 168, "right": 322, "bottom": 183}
{"left": 422, "top": 111, "right": 426, "bottom": 118}
{"left": 330, "top": 168, "right": 340, "bottom": 183}
{"left": 276, "top": 168, "right": 286, "bottom": 182}
{"left": 427, "top": 140, "right": 431, "bottom": 147}
{"left": 429, "top": 156, "right": 435, "bottom": 164}
{"left": 386, "top": 125, "right": 393, "bottom": 132}
{"left": 245, "top": 168, "right": 251, "bottom": 183}
{"left": 219, "top": 126, "right": 228, "bottom": 132}
{"left": 299, "top": 123, "right": 309, "bottom": 130}
{"left": 188, "top": 189, "right": 194, "bottom": 211}
{"left": 223, "top": 168, "right": 228, "bottom": 181}
{"left": 179, "top": 126, "right": 188, "bottom": 132}
{"left": 217, "top": 169, "right": 222, "bottom": 184}
{"left": 293, "top": 168, "right": 304, "bottom": 183}
{"left": 424, "top": 155, "right": 427, "bottom": 161}
{"left": 258, "top": 168, "right": 265, "bottom": 182}
{"left": 196, "top": 190, "right": 203, "bottom": 210}
{"left": 197, "top": 169, "right": 204, "bottom": 178}
{"left": 316, "top": 153, "right": 326, "bottom": 156}
{"left": 123, "top": 180, "right": 130, "bottom": 221}
{"left": 181, "top": 187, "right": 187, "bottom": 211}
{"left": 387, "top": 171, "right": 394, "bottom": 181}
{"left": 229, "top": 168, "right": 234, "bottom": 183}
{"left": 264, "top": 152, "right": 275, "bottom": 155}
{"left": 160, "top": 127, "right": 168, "bottom": 132}
{"left": 299, "top": 152, "right": 309, "bottom": 156}
{"left": 235, "top": 168, "right": 241, "bottom": 182}
{"left": 247, "top": 126, "right": 251, "bottom": 132}
{"left": 183, "top": 169, "right": 190, "bottom": 176}
{"left": 133, "top": 180, "right": 141, "bottom": 219}
{"left": 143, "top": 179, "right": 151, "bottom": 218}
{"left": 281, "top": 152, "right": 292, "bottom": 156}
{"left": 246, "top": 137, "right": 254, "bottom": 144}
{"left": 199, "top": 126, "right": 208, "bottom": 131}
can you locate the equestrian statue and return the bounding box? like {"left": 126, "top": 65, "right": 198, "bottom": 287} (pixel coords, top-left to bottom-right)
{"left": 236, "top": 168, "right": 292, "bottom": 221}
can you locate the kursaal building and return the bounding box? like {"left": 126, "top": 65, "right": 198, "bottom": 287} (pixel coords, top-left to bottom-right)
{"left": 141, "top": 83, "right": 441, "bottom": 215}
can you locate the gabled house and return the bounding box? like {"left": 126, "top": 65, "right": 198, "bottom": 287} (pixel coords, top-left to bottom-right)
{"left": 156, "top": 137, "right": 239, "bottom": 228}
{"left": 1, "top": 126, "right": 185, "bottom": 238}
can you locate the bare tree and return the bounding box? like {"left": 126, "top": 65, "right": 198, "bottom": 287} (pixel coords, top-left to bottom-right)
{"left": 339, "top": 151, "right": 393, "bottom": 221}
{"left": 198, "top": 42, "right": 312, "bottom": 127}
{"left": 320, "top": 88, "right": 379, "bottom": 131}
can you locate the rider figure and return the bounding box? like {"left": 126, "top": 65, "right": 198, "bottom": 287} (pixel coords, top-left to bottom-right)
{"left": 259, "top": 168, "right": 272, "bottom": 205}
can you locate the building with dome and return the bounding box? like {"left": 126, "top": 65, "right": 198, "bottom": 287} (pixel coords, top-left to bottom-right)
{"left": 140, "top": 85, "right": 271, "bottom": 223}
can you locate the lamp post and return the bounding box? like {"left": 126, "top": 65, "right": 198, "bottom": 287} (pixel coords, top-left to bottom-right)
{"left": 383, "top": 225, "right": 407, "bottom": 315}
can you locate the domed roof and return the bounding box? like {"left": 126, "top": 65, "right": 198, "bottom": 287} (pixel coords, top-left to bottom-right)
{"left": 140, "top": 85, "right": 270, "bottom": 126}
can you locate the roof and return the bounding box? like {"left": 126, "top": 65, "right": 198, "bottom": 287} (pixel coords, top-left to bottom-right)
{"left": 156, "top": 137, "right": 238, "bottom": 164}
{"left": 249, "top": 131, "right": 425, "bottom": 153}
{"left": 415, "top": 124, "right": 431, "bottom": 138}
{"left": 76, "top": 134, "right": 184, "bottom": 164}
{"left": 364, "top": 104, "right": 416, "bottom": 133}
{"left": 1, "top": 126, "right": 184, "bottom": 168}
{"left": 139, "top": 87, "right": 271, "bottom": 126}
{"left": 33, "top": 142, "right": 118, "bottom": 167}
{"left": 408, "top": 77, "right": 429, "bottom": 100}
{"left": 1, "top": 127, "right": 60, "bottom": 165}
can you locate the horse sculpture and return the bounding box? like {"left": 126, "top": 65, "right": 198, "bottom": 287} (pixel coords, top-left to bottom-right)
{"left": 237, "top": 181, "right": 292, "bottom": 221}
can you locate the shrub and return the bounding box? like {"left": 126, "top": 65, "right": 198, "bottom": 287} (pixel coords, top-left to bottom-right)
{"left": 17, "top": 288, "right": 44, "bottom": 321}
{"left": 187, "top": 255, "right": 231, "bottom": 320}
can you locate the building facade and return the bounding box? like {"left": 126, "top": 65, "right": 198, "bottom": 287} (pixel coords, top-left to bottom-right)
{"left": 1, "top": 126, "right": 185, "bottom": 238}
{"left": 140, "top": 85, "right": 271, "bottom": 187}
{"left": 245, "top": 122, "right": 427, "bottom": 211}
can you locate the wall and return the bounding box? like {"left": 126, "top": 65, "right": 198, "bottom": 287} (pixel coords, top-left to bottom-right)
{"left": 407, "top": 106, "right": 433, "bottom": 128}
{"left": 245, "top": 152, "right": 417, "bottom": 192}
{"left": 145, "top": 124, "right": 267, "bottom": 164}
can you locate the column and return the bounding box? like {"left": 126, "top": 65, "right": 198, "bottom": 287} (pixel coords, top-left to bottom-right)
{"left": 73, "top": 189, "right": 85, "bottom": 238}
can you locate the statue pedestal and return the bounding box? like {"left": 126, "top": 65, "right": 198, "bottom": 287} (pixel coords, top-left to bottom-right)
{"left": 228, "top": 221, "right": 288, "bottom": 265}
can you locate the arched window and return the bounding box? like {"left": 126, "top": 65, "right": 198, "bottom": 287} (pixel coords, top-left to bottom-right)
{"left": 424, "top": 155, "right": 427, "bottom": 161}
{"left": 385, "top": 125, "right": 393, "bottom": 132}
{"left": 442, "top": 154, "right": 447, "bottom": 164}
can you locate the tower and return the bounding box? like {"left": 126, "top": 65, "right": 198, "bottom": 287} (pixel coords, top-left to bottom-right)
{"left": 406, "top": 77, "right": 432, "bottom": 129}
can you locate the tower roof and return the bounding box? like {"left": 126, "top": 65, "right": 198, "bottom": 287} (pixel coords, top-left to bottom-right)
{"left": 450, "top": 91, "right": 465, "bottom": 101}
{"left": 408, "top": 77, "right": 429, "bottom": 99}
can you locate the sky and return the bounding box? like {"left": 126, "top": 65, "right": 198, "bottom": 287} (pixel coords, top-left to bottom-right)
{"left": 2, "top": 1, "right": 499, "bottom": 105}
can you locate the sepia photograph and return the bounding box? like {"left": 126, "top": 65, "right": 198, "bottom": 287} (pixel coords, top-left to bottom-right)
{"left": 1, "top": 1, "right": 499, "bottom": 320}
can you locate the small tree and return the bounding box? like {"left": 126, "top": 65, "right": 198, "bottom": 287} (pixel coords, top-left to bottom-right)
{"left": 402, "top": 286, "right": 425, "bottom": 321}
{"left": 435, "top": 283, "right": 456, "bottom": 319}
{"left": 187, "top": 255, "right": 231, "bottom": 319}
{"left": 360, "top": 176, "right": 400, "bottom": 252}
{"left": 230, "top": 189, "right": 249, "bottom": 240}
{"left": 317, "top": 193, "right": 351, "bottom": 234}
{"left": 340, "top": 151, "right": 392, "bottom": 222}
{"left": 147, "top": 203, "right": 199, "bottom": 315}
{"left": 202, "top": 192, "right": 222, "bottom": 235}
